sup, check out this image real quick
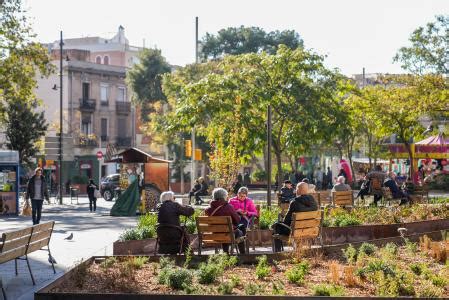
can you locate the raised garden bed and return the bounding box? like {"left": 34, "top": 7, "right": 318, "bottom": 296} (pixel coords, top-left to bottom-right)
{"left": 37, "top": 232, "right": 449, "bottom": 299}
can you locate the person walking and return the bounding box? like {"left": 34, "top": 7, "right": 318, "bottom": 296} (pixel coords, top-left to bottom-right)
{"left": 25, "top": 167, "right": 49, "bottom": 225}
{"left": 86, "top": 179, "right": 99, "bottom": 212}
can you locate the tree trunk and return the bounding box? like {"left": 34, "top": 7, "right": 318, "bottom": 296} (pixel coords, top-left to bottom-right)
{"left": 275, "top": 151, "right": 283, "bottom": 190}
{"left": 367, "top": 134, "right": 372, "bottom": 169}
{"left": 404, "top": 142, "right": 415, "bottom": 182}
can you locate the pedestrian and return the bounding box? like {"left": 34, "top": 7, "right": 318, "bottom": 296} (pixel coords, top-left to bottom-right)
{"left": 25, "top": 167, "right": 49, "bottom": 225}
{"left": 86, "top": 179, "right": 99, "bottom": 212}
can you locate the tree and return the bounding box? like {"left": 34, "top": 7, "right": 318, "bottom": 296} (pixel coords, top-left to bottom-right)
{"left": 393, "top": 15, "right": 448, "bottom": 75}
{"left": 200, "top": 26, "right": 303, "bottom": 61}
{"left": 5, "top": 100, "right": 48, "bottom": 165}
{"left": 126, "top": 48, "right": 171, "bottom": 122}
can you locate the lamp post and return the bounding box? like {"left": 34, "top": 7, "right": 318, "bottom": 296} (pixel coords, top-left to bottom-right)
{"left": 267, "top": 105, "right": 272, "bottom": 207}
{"left": 58, "top": 31, "right": 63, "bottom": 204}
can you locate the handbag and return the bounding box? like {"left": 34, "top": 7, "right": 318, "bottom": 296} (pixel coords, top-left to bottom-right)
{"left": 21, "top": 199, "right": 32, "bottom": 216}
{"left": 94, "top": 189, "right": 101, "bottom": 198}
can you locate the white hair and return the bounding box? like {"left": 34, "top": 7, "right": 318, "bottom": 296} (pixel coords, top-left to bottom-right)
{"left": 337, "top": 176, "right": 346, "bottom": 184}
{"left": 160, "top": 191, "right": 174, "bottom": 202}
{"left": 212, "top": 188, "right": 228, "bottom": 201}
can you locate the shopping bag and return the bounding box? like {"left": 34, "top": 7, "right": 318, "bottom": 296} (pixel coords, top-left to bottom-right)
{"left": 21, "top": 199, "right": 32, "bottom": 216}
{"left": 94, "top": 189, "right": 101, "bottom": 198}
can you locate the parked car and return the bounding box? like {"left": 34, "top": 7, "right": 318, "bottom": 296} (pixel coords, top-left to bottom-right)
{"left": 100, "top": 174, "right": 120, "bottom": 201}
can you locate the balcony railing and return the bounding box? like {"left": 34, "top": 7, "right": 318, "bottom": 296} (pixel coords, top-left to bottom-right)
{"left": 116, "top": 101, "right": 131, "bottom": 114}
{"left": 116, "top": 137, "right": 132, "bottom": 148}
{"left": 100, "top": 135, "right": 109, "bottom": 142}
{"left": 79, "top": 98, "right": 96, "bottom": 111}
{"left": 79, "top": 136, "right": 98, "bottom": 147}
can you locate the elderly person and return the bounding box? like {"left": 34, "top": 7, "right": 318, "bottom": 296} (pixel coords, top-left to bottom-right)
{"left": 301, "top": 178, "right": 316, "bottom": 193}
{"left": 228, "top": 187, "right": 258, "bottom": 234}
{"left": 272, "top": 182, "right": 318, "bottom": 252}
{"left": 332, "top": 176, "right": 351, "bottom": 192}
{"left": 205, "top": 188, "right": 246, "bottom": 254}
{"left": 157, "top": 191, "right": 194, "bottom": 254}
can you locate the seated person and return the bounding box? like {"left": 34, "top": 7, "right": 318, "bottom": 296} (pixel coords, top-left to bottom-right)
{"left": 228, "top": 187, "right": 258, "bottom": 234}
{"left": 401, "top": 176, "right": 415, "bottom": 194}
{"left": 194, "top": 177, "right": 209, "bottom": 205}
{"left": 301, "top": 178, "right": 316, "bottom": 193}
{"left": 157, "top": 191, "right": 194, "bottom": 254}
{"left": 188, "top": 179, "right": 201, "bottom": 205}
{"left": 355, "top": 176, "right": 370, "bottom": 200}
{"left": 205, "top": 188, "right": 246, "bottom": 254}
{"left": 384, "top": 172, "right": 410, "bottom": 205}
{"left": 332, "top": 176, "right": 351, "bottom": 192}
{"left": 367, "top": 165, "right": 386, "bottom": 205}
{"left": 279, "top": 180, "right": 296, "bottom": 203}
{"left": 271, "top": 182, "right": 318, "bottom": 252}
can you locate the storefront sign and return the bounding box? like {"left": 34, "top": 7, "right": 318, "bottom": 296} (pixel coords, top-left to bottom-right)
{"left": 80, "top": 163, "right": 91, "bottom": 169}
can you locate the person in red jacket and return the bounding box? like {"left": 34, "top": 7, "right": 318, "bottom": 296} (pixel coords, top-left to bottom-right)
{"left": 205, "top": 187, "right": 246, "bottom": 254}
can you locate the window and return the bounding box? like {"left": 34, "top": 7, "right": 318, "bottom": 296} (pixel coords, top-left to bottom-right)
{"left": 95, "top": 56, "right": 102, "bottom": 64}
{"left": 82, "top": 82, "right": 90, "bottom": 100}
{"left": 81, "top": 115, "right": 92, "bottom": 135}
{"left": 117, "top": 87, "right": 126, "bottom": 102}
{"left": 100, "top": 84, "right": 109, "bottom": 103}
{"left": 101, "top": 118, "right": 108, "bottom": 138}
{"left": 103, "top": 55, "right": 109, "bottom": 65}
{"left": 117, "top": 118, "right": 126, "bottom": 137}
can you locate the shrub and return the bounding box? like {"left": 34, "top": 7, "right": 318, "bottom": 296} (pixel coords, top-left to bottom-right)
{"left": 383, "top": 242, "right": 398, "bottom": 255}
{"left": 197, "top": 263, "right": 221, "bottom": 284}
{"left": 415, "top": 280, "right": 444, "bottom": 297}
{"left": 159, "top": 256, "right": 175, "bottom": 269}
{"left": 137, "top": 213, "right": 158, "bottom": 229}
{"left": 125, "top": 256, "right": 148, "bottom": 270}
{"left": 259, "top": 207, "right": 280, "bottom": 230}
{"left": 285, "top": 261, "right": 309, "bottom": 285}
{"left": 100, "top": 257, "right": 117, "bottom": 269}
{"left": 359, "top": 242, "right": 377, "bottom": 256}
{"left": 180, "top": 209, "right": 201, "bottom": 234}
{"left": 119, "top": 227, "right": 155, "bottom": 241}
{"left": 167, "top": 268, "right": 192, "bottom": 290}
{"left": 409, "top": 262, "right": 427, "bottom": 276}
{"left": 255, "top": 255, "right": 271, "bottom": 280}
{"left": 158, "top": 267, "right": 172, "bottom": 284}
{"left": 312, "top": 284, "right": 345, "bottom": 296}
{"left": 251, "top": 169, "right": 267, "bottom": 182}
{"left": 271, "top": 281, "right": 286, "bottom": 295}
{"left": 430, "top": 274, "right": 447, "bottom": 287}
{"left": 333, "top": 214, "right": 362, "bottom": 227}
{"left": 245, "top": 282, "right": 264, "bottom": 295}
{"left": 342, "top": 244, "right": 357, "bottom": 264}
{"left": 218, "top": 281, "right": 235, "bottom": 295}
{"left": 374, "top": 272, "right": 414, "bottom": 297}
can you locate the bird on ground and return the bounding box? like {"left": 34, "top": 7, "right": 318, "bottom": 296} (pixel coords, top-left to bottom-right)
{"left": 48, "top": 254, "right": 57, "bottom": 264}
{"left": 64, "top": 233, "right": 73, "bottom": 240}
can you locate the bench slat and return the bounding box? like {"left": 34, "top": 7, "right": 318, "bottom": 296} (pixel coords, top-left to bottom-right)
{"left": 293, "top": 227, "right": 319, "bottom": 239}
{"left": 0, "top": 247, "right": 27, "bottom": 264}
{"left": 197, "top": 224, "right": 230, "bottom": 232}
{"left": 27, "top": 238, "right": 50, "bottom": 253}
{"left": 294, "top": 211, "right": 321, "bottom": 221}
{"left": 28, "top": 230, "right": 52, "bottom": 244}
{"left": 32, "top": 222, "right": 54, "bottom": 233}
{"left": 197, "top": 216, "right": 230, "bottom": 225}
{"left": 294, "top": 219, "right": 321, "bottom": 229}
{"left": 1, "top": 236, "right": 30, "bottom": 252}
{"left": 2, "top": 227, "right": 33, "bottom": 241}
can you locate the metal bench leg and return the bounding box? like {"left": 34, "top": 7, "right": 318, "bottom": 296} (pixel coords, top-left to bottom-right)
{"left": 14, "top": 259, "right": 18, "bottom": 276}
{"left": 47, "top": 247, "right": 56, "bottom": 274}
{"left": 25, "top": 255, "right": 36, "bottom": 285}
{"left": 0, "top": 277, "right": 7, "bottom": 300}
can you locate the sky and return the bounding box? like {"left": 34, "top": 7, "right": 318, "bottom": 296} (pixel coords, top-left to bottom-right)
{"left": 25, "top": 0, "right": 448, "bottom": 76}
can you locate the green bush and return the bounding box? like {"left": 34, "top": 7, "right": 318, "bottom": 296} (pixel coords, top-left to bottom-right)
{"left": 245, "top": 283, "right": 264, "bottom": 295}
{"left": 167, "top": 268, "right": 192, "bottom": 290}
{"left": 138, "top": 213, "right": 158, "bottom": 229}
{"left": 409, "top": 263, "right": 427, "bottom": 276}
{"left": 125, "top": 256, "right": 148, "bottom": 270}
{"left": 359, "top": 242, "right": 377, "bottom": 256}
{"left": 158, "top": 267, "right": 173, "bottom": 284}
{"left": 342, "top": 244, "right": 357, "bottom": 264}
{"left": 197, "top": 263, "right": 221, "bottom": 284}
{"left": 255, "top": 255, "right": 271, "bottom": 280}
{"left": 218, "top": 281, "right": 235, "bottom": 295}
{"left": 312, "top": 284, "right": 345, "bottom": 296}
{"left": 271, "top": 281, "right": 286, "bottom": 295}
{"left": 251, "top": 169, "right": 267, "bottom": 182}
{"left": 100, "top": 257, "right": 117, "bottom": 269}
{"left": 333, "top": 214, "right": 362, "bottom": 227}
{"left": 180, "top": 209, "right": 202, "bottom": 234}
{"left": 259, "top": 207, "right": 280, "bottom": 230}
{"left": 416, "top": 280, "right": 444, "bottom": 297}
{"left": 118, "top": 227, "right": 155, "bottom": 241}
{"left": 159, "top": 256, "right": 175, "bottom": 269}
{"left": 285, "top": 261, "right": 309, "bottom": 285}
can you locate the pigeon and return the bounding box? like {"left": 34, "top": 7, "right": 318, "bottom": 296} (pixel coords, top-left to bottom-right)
{"left": 64, "top": 233, "right": 73, "bottom": 240}
{"left": 48, "top": 254, "right": 57, "bottom": 264}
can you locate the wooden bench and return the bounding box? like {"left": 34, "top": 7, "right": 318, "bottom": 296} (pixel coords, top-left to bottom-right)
{"left": 332, "top": 190, "right": 354, "bottom": 208}
{"left": 309, "top": 193, "right": 320, "bottom": 207}
{"left": 196, "top": 216, "right": 248, "bottom": 255}
{"left": 272, "top": 210, "right": 323, "bottom": 252}
{"left": 0, "top": 221, "right": 56, "bottom": 293}
{"left": 318, "top": 190, "right": 332, "bottom": 207}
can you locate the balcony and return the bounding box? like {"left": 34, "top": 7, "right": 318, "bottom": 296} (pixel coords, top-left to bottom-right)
{"left": 116, "top": 137, "right": 132, "bottom": 148}
{"left": 79, "top": 134, "right": 98, "bottom": 147}
{"left": 79, "top": 98, "right": 96, "bottom": 112}
{"left": 100, "top": 135, "right": 109, "bottom": 142}
{"left": 116, "top": 101, "right": 131, "bottom": 114}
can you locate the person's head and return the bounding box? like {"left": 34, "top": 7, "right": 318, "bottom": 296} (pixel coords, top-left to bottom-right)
{"left": 337, "top": 176, "right": 346, "bottom": 184}
{"left": 89, "top": 179, "right": 95, "bottom": 184}
{"left": 301, "top": 178, "right": 309, "bottom": 184}
{"left": 237, "top": 187, "right": 248, "bottom": 201}
{"left": 284, "top": 180, "right": 292, "bottom": 188}
{"left": 375, "top": 165, "right": 382, "bottom": 172}
{"left": 198, "top": 177, "right": 204, "bottom": 183}
{"left": 388, "top": 171, "right": 396, "bottom": 179}
{"left": 34, "top": 167, "right": 42, "bottom": 176}
{"left": 160, "top": 191, "right": 175, "bottom": 202}
{"left": 212, "top": 188, "right": 228, "bottom": 201}
{"left": 296, "top": 182, "right": 308, "bottom": 195}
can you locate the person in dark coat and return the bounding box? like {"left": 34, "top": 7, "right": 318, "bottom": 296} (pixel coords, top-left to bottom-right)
{"left": 194, "top": 177, "right": 209, "bottom": 205}
{"left": 188, "top": 179, "right": 201, "bottom": 205}
{"left": 157, "top": 191, "right": 194, "bottom": 254}
{"left": 384, "top": 172, "right": 410, "bottom": 205}
{"left": 86, "top": 179, "right": 99, "bottom": 212}
{"left": 26, "top": 167, "right": 49, "bottom": 225}
{"left": 205, "top": 188, "right": 246, "bottom": 254}
{"left": 279, "top": 180, "right": 295, "bottom": 203}
{"left": 272, "top": 182, "right": 318, "bottom": 252}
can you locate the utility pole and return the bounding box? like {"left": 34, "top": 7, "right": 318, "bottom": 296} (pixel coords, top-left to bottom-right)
{"left": 267, "top": 105, "right": 272, "bottom": 207}
{"left": 59, "top": 31, "right": 63, "bottom": 204}
{"left": 191, "top": 16, "right": 198, "bottom": 188}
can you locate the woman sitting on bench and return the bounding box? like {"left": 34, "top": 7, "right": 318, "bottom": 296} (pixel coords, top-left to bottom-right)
{"left": 228, "top": 187, "right": 258, "bottom": 234}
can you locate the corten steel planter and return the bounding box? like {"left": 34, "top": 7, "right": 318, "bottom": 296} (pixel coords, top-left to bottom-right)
{"left": 321, "top": 218, "right": 449, "bottom": 245}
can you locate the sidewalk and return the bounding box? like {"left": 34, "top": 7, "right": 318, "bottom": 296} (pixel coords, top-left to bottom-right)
{"left": 0, "top": 196, "right": 138, "bottom": 300}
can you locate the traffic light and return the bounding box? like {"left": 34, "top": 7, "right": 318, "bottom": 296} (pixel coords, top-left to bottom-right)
{"left": 194, "top": 149, "right": 202, "bottom": 161}
{"left": 185, "top": 140, "right": 192, "bottom": 157}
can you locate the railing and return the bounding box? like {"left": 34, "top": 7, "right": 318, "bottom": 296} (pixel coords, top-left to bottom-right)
{"left": 116, "top": 137, "right": 132, "bottom": 147}
{"left": 116, "top": 101, "right": 131, "bottom": 114}
{"left": 78, "top": 137, "right": 98, "bottom": 147}
{"left": 100, "top": 135, "right": 109, "bottom": 142}
{"left": 79, "top": 98, "right": 96, "bottom": 111}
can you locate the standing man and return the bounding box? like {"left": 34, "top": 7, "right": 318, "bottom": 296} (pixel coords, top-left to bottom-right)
{"left": 26, "top": 167, "right": 49, "bottom": 225}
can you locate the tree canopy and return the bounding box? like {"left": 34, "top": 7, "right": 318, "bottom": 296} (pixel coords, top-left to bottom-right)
{"left": 394, "top": 15, "right": 448, "bottom": 75}
{"left": 200, "top": 26, "right": 303, "bottom": 61}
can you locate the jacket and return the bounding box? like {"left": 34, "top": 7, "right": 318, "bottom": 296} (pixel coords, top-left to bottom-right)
{"left": 228, "top": 196, "right": 258, "bottom": 217}
{"left": 283, "top": 194, "right": 318, "bottom": 227}
{"left": 332, "top": 183, "right": 351, "bottom": 192}
{"left": 205, "top": 199, "right": 240, "bottom": 227}
{"left": 86, "top": 183, "right": 99, "bottom": 199}
{"left": 157, "top": 201, "right": 194, "bottom": 227}
{"left": 26, "top": 175, "right": 49, "bottom": 200}
{"left": 279, "top": 186, "right": 295, "bottom": 202}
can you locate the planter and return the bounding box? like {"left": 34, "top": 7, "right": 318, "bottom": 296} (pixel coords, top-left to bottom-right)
{"left": 321, "top": 218, "right": 449, "bottom": 245}
{"left": 113, "top": 234, "right": 199, "bottom": 255}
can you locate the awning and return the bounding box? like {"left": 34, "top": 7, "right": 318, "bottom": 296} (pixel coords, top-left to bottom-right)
{"left": 105, "top": 147, "right": 171, "bottom": 164}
